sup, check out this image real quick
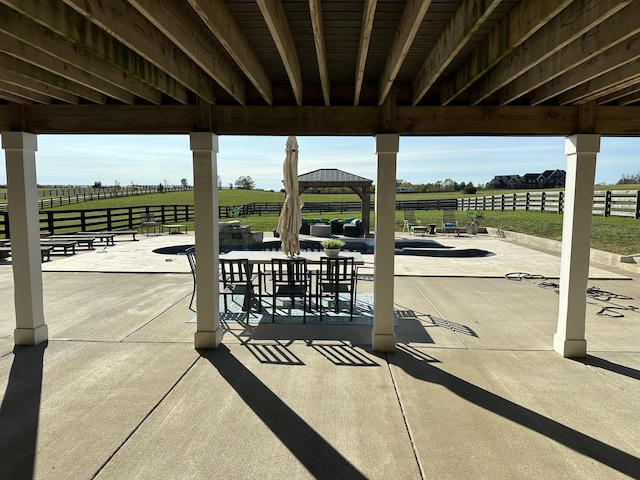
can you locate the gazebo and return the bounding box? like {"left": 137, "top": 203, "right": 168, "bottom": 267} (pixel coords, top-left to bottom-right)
{"left": 298, "top": 169, "right": 373, "bottom": 238}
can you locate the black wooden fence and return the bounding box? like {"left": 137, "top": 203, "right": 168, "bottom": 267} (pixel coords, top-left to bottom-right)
{"left": 0, "top": 205, "right": 193, "bottom": 238}
{"left": 458, "top": 190, "right": 640, "bottom": 218}
{"left": 1, "top": 191, "right": 636, "bottom": 238}
{"left": 0, "top": 185, "right": 192, "bottom": 206}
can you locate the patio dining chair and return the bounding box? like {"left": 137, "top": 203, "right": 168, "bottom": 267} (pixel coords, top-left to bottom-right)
{"left": 140, "top": 212, "right": 160, "bottom": 235}
{"left": 185, "top": 246, "right": 196, "bottom": 311}
{"left": 269, "top": 257, "right": 310, "bottom": 323}
{"left": 316, "top": 257, "right": 357, "bottom": 321}
{"left": 220, "top": 258, "right": 262, "bottom": 322}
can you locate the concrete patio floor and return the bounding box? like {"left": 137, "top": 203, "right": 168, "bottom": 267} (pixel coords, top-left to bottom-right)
{"left": 1, "top": 233, "right": 639, "bottom": 479}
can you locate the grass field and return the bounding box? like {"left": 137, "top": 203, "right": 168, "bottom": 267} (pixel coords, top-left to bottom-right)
{"left": 46, "top": 188, "right": 640, "bottom": 255}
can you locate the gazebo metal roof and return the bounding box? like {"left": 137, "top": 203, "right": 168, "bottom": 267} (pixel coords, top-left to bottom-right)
{"left": 298, "top": 169, "right": 373, "bottom": 186}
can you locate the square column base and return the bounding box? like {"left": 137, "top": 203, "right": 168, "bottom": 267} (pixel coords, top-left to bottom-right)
{"left": 553, "top": 334, "right": 586, "bottom": 358}
{"left": 15, "top": 324, "right": 49, "bottom": 346}
{"left": 194, "top": 329, "right": 223, "bottom": 349}
{"left": 372, "top": 332, "right": 396, "bottom": 352}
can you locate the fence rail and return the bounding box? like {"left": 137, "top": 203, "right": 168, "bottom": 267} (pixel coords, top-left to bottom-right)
{"left": 0, "top": 185, "right": 192, "bottom": 209}
{"left": 458, "top": 190, "right": 640, "bottom": 218}
{"left": 0, "top": 205, "right": 193, "bottom": 238}
{"left": 1, "top": 190, "right": 637, "bottom": 237}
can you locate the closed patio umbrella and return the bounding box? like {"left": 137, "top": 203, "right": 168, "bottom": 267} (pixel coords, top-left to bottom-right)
{"left": 277, "top": 136, "right": 304, "bottom": 256}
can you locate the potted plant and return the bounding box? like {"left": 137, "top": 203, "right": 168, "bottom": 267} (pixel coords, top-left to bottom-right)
{"left": 465, "top": 211, "right": 484, "bottom": 235}
{"left": 321, "top": 238, "right": 345, "bottom": 257}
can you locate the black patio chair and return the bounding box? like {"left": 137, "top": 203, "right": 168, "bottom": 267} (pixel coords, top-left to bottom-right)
{"left": 220, "top": 258, "right": 262, "bottom": 322}
{"left": 269, "top": 257, "right": 310, "bottom": 322}
{"left": 316, "top": 256, "right": 357, "bottom": 321}
{"left": 185, "top": 246, "right": 196, "bottom": 312}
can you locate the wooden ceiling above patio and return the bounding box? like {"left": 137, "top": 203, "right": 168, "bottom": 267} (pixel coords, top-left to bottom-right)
{"left": 0, "top": 0, "right": 639, "bottom": 135}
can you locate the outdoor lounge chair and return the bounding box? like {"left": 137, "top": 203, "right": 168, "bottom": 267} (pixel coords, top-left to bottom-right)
{"left": 403, "top": 210, "right": 421, "bottom": 233}
{"left": 442, "top": 209, "right": 460, "bottom": 235}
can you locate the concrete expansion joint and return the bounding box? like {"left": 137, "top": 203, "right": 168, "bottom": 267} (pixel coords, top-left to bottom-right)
{"left": 384, "top": 352, "right": 425, "bottom": 479}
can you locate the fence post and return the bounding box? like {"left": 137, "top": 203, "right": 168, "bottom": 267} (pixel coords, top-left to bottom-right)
{"left": 512, "top": 193, "right": 517, "bottom": 211}
{"left": 80, "top": 211, "right": 86, "bottom": 231}
{"left": 604, "top": 190, "right": 612, "bottom": 217}
{"left": 1, "top": 211, "right": 10, "bottom": 238}
{"left": 47, "top": 211, "right": 54, "bottom": 234}
{"left": 541, "top": 191, "right": 546, "bottom": 212}
{"left": 558, "top": 191, "right": 564, "bottom": 214}
{"left": 106, "top": 208, "right": 113, "bottom": 230}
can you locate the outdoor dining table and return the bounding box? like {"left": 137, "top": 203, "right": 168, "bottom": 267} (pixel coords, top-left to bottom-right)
{"left": 219, "top": 250, "right": 365, "bottom": 313}
{"left": 220, "top": 250, "right": 364, "bottom": 265}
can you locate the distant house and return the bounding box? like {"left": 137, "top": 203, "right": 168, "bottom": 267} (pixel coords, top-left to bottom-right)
{"left": 488, "top": 169, "right": 566, "bottom": 189}
{"left": 396, "top": 186, "right": 414, "bottom": 193}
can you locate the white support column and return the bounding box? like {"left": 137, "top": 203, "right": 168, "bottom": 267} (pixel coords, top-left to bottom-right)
{"left": 554, "top": 134, "right": 601, "bottom": 358}
{"left": 190, "top": 132, "right": 222, "bottom": 349}
{"left": 1, "top": 131, "right": 48, "bottom": 346}
{"left": 372, "top": 134, "right": 399, "bottom": 352}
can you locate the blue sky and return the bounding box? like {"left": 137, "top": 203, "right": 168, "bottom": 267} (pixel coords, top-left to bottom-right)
{"left": 1, "top": 134, "right": 637, "bottom": 190}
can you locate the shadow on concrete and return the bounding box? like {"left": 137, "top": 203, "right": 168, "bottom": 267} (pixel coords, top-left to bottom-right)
{"left": 200, "top": 346, "right": 367, "bottom": 479}
{"left": 575, "top": 355, "right": 640, "bottom": 381}
{"left": 390, "top": 349, "right": 640, "bottom": 478}
{"left": 0, "top": 343, "right": 46, "bottom": 480}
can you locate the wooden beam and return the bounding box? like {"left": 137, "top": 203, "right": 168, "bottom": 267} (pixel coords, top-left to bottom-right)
{"left": 559, "top": 59, "right": 640, "bottom": 105}
{"left": 532, "top": 32, "right": 640, "bottom": 105}
{"left": 0, "top": 66, "right": 79, "bottom": 104}
{"left": 1, "top": 0, "right": 188, "bottom": 104}
{"left": 0, "top": 80, "right": 51, "bottom": 104}
{"left": 130, "top": 0, "right": 255, "bottom": 106}
{"left": 499, "top": 3, "right": 640, "bottom": 105}
{"left": 470, "top": 0, "right": 631, "bottom": 105}
{"left": 599, "top": 85, "right": 640, "bottom": 106}
{"left": 309, "top": 0, "right": 330, "bottom": 106}
{"left": 412, "top": 0, "right": 501, "bottom": 105}
{"left": 187, "top": 0, "right": 272, "bottom": 105}
{"left": 0, "top": 27, "right": 137, "bottom": 105}
{"left": 256, "top": 0, "right": 303, "bottom": 106}
{"left": 440, "top": 0, "right": 572, "bottom": 105}
{"left": 62, "top": 0, "right": 221, "bottom": 104}
{"left": 0, "top": 90, "right": 33, "bottom": 105}
{"left": 8, "top": 102, "right": 27, "bottom": 130}
{"left": 0, "top": 53, "right": 106, "bottom": 104}
{"left": 616, "top": 90, "right": 640, "bottom": 106}
{"left": 578, "top": 101, "right": 597, "bottom": 133}
{"left": 2, "top": 104, "right": 639, "bottom": 136}
{"left": 378, "top": 0, "right": 431, "bottom": 105}
{"left": 354, "top": 0, "right": 376, "bottom": 106}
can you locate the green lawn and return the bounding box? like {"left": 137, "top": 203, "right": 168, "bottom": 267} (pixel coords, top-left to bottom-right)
{"left": 46, "top": 189, "right": 640, "bottom": 256}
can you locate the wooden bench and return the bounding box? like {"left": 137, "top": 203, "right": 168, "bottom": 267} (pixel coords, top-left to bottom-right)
{"left": 48, "top": 235, "right": 96, "bottom": 250}
{"left": 77, "top": 232, "right": 116, "bottom": 245}
{"left": 0, "top": 245, "right": 54, "bottom": 262}
{"left": 162, "top": 224, "right": 187, "bottom": 234}
{"left": 39, "top": 239, "right": 77, "bottom": 255}
{"left": 98, "top": 230, "right": 138, "bottom": 241}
